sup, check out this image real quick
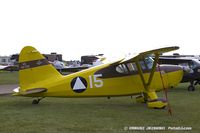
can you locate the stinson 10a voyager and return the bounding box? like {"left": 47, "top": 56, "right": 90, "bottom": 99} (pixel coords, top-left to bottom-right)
{"left": 13, "top": 46, "right": 183, "bottom": 109}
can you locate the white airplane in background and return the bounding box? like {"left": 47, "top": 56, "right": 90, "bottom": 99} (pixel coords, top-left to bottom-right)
{"left": 0, "top": 65, "right": 10, "bottom": 70}
{"left": 51, "top": 60, "right": 67, "bottom": 69}
{"left": 0, "top": 65, "right": 7, "bottom": 70}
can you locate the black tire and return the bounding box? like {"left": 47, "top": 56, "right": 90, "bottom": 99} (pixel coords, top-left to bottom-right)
{"left": 154, "top": 106, "right": 166, "bottom": 109}
{"left": 32, "top": 99, "right": 39, "bottom": 104}
{"left": 188, "top": 85, "right": 195, "bottom": 91}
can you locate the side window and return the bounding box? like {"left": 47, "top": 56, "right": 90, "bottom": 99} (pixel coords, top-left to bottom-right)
{"left": 115, "top": 57, "right": 153, "bottom": 74}
{"left": 139, "top": 60, "right": 147, "bottom": 70}
{"left": 139, "top": 57, "right": 154, "bottom": 70}
{"left": 144, "top": 57, "right": 154, "bottom": 69}
{"left": 116, "top": 64, "right": 129, "bottom": 74}
{"left": 127, "top": 63, "right": 138, "bottom": 72}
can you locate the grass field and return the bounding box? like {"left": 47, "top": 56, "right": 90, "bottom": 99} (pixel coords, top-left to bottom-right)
{"left": 0, "top": 71, "right": 19, "bottom": 84}
{"left": 0, "top": 72, "right": 200, "bottom": 132}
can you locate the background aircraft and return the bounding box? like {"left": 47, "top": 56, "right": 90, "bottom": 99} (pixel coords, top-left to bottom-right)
{"left": 0, "top": 65, "right": 8, "bottom": 70}
{"left": 158, "top": 55, "right": 200, "bottom": 91}
{"left": 57, "top": 54, "right": 106, "bottom": 74}
{"left": 13, "top": 46, "right": 183, "bottom": 109}
{"left": 0, "top": 65, "right": 18, "bottom": 71}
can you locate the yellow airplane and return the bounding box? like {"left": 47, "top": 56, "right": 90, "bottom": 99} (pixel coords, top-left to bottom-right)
{"left": 13, "top": 46, "right": 183, "bottom": 109}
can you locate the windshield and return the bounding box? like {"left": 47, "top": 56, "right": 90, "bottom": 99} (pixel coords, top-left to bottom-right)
{"left": 144, "top": 56, "right": 154, "bottom": 69}
{"left": 189, "top": 59, "right": 200, "bottom": 69}
{"left": 115, "top": 56, "right": 154, "bottom": 74}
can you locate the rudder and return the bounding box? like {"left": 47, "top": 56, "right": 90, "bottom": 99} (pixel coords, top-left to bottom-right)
{"left": 19, "top": 46, "right": 62, "bottom": 90}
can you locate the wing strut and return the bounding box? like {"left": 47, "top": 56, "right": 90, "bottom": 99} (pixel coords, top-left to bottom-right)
{"left": 135, "top": 53, "right": 168, "bottom": 109}
{"left": 135, "top": 53, "right": 159, "bottom": 92}
{"left": 119, "top": 46, "right": 180, "bottom": 109}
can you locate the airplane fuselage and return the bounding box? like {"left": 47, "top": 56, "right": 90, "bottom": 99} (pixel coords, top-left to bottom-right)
{"left": 21, "top": 63, "right": 183, "bottom": 98}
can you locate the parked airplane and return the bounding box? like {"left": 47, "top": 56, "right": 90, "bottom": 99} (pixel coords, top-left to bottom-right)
{"left": 0, "top": 65, "right": 8, "bottom": 70}
{"left": 58, "top": 54, "right": 106, "bottom": 74}
{"left": 158, "top": 55, "right": 200, "bottom": 91}
{"left": 13, "top": 46, "right": 183, "bottom": 109}
{"left": 0, "top": 65, "right": 18, "bottom": 71}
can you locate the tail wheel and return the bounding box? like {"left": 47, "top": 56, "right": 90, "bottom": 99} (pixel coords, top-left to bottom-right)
{"left": 32, "top": 99, "right": 39, "bottom": 104}
{"left": 188, "top": 85, "right": 195, "bottom": 91}
{"left": 32, "top": 97, "right": 45, "bottom": 104}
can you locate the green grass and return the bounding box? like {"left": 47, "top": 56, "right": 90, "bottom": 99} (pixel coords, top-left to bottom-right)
{"left": 0, "top": 72, "right": 200, "bottom": 132}
{"left": 0, "top": 84, "right": 200, "bottom": 133}
{"left": 0, "top": 71, "right": 19, "bottom": 84}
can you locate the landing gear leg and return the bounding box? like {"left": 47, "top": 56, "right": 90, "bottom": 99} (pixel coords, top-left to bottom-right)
{"left": 136, "top": 92, "right": 167, "bottom": 109}
{"left": 136, "top": 93, "right": 148, "bottom": 103}
{"left": 32, "top": 97, "right": 45, "bottom": 105}
{"left": 188, "top": 81, "right": 195, "bottom": 91}
{"left": 146, "top": 92, "right": 167, "bottom": 109}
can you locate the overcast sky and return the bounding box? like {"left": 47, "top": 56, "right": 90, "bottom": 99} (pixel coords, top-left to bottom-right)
{"left": 0, "top": 0, "right": 200, "bottom": 60}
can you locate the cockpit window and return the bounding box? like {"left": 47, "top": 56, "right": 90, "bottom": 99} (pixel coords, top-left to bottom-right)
{"left": 115, "top": 57, "right": 154, "bottom": 74}
{"left": 188, "top": 61, "right": 197, "bottom": 69}
{"left": 127, "top": 63, "right": 138, "bottom": 72}
{"left": 144, "top": 57, "right": 154, "bottom": 69}
{"left": 139, "top": 60, "right": 146, "bottom": 70}
{"left": 116, "top": 64, "right": 129, "bottom": 74}
{"left": 139, "top": 57, "right": 154, "bottom": 70}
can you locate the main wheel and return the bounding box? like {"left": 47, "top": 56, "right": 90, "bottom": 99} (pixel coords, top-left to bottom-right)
{"left": 188, "top": 85, "right": 195, "bottom": 91}
{"left": 32, "top": 99, "right": 39, "bottom": 104}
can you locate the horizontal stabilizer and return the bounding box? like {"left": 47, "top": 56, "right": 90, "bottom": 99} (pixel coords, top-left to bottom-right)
{"left": 20, "top": 88, "right": 47, "bottom": 95}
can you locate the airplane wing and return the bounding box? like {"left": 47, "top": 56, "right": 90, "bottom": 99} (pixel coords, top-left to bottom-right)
{"left": 112, "top": 46, "right": 179, "bottom": 92}
{"left": 120, "top": 46, "right": 179, "bottom": 63}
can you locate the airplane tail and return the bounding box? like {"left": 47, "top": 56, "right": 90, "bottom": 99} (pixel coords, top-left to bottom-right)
{"left": 18, "top": 46, "right": 62, "bottom": 91}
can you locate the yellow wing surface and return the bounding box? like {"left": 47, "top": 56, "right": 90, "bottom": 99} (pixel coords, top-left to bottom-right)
{"left": 120, "top": 46, "right": 179, "bottom": 63}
